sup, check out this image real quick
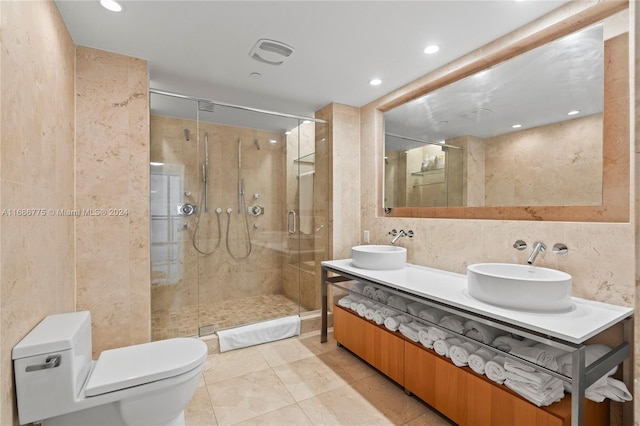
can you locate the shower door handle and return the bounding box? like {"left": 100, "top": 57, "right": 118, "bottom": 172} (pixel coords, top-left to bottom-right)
{"left": 287, "top": 210, "right": 297, "bottom": 235}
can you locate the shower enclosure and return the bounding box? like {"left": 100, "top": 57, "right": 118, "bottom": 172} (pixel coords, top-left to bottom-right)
{"left": 149, "top": 91, "right": 329, "bottom": 340}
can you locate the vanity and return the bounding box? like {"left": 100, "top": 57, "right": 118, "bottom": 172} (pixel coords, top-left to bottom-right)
{"left": 320, "top": 260, "right": 633, "bottom": 426}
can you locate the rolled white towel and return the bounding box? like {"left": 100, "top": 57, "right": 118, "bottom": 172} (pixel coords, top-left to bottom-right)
{"left": 364, "top": 303, "right": 382, "bottom": 321}
{"left": 450, "top": 341, "right": 480, "bottom": 367}
{"left": 356, "top": 300, "right": 373, "bottom": 317}
{"left": 468, "top": 347, "right": 496, "bottom": 375}
{"left": 585, "top": 377, "right": 633, "bottom": 403}
{"left": 399, "top": 322, "right": 421, "bottom": 342}
{"left": 384, "top": 315, "right": 410, "bottom": 332}
{"left": 438, "top": 315, "right": 465, "bottom": 334}
{"left": 492, "top": 334, "right": 537, "bottom": 352}
{"left": 381, "top": 306, "right": 395, "bottom": 318}
{"left": 433, "top": 337, "right": 464, "bottom": 358}
{"left": 363, "top": 284, "right": 377, "bottom": 299}
{"left": 427, "top": 326, "right": 452, "bottom": 342}
{"left": 485, "top": 355, "right": 507, "bottom": 384}
{"left": 407, "top": 301, "right": 427, "bottom": 316}
{"left": 463, "top": 320, "right": 500, "bottom": 345}
{"left": 349, "top": 282, "right": 365, "bottom": 294}
{"left": 373, "top": 289, "right": 389, "bottom": 304}
{"left": 387, "top": 295, "right": 409, "bottom": 312}
{"left": 418, "top": 307, "right": 445, "bottom": 324}
{"left": 338, "top": 296, "right": 354, "bottom": 309}
{"left": 349, "top": 300, "right": 360, "bottom": 312}
{"left": 372, "top": 310, "right": 385, "bottom": 325}
{"left": 418, "top": 328, "right": 434, "bottom": 349}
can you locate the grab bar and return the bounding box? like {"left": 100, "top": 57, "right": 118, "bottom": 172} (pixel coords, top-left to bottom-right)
{"left": 287, "top": 210, "right": 297, "bottom": 235}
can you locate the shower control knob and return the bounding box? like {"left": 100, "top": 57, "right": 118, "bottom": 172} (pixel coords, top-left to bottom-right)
{"left": 248, "top": 205, "right": 264, "bottom": 216}
{"left": 177, "top": 203, "right": 197, "bottom": 216}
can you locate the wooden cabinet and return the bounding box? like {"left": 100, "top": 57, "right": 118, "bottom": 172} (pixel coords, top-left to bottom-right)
{"left": 333, "top": 305, "right": 404, "bottom": 384}
{"left": 334, "top": 306, "right": 609, "bottom": 426}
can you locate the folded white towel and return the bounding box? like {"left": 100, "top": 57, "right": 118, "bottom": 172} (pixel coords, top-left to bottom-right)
{"left": 468, "top": 348, "right": 496, "bottom": 375}
{"left": 363, "top": 284, "right": 377, "bottom": 299}
{"left": 384, "top": 315, "right": 410, "bottom": 332}
{"left": 504, "top": 367, "right": 556, "bottom": 393}
{"left": 585, "top": 377, "right": 632, "bottom": 402}
{"left": 427, "top": 326, "right": 452, "bottom": 342}
{"left": 399, "top": 322, "right": 421, "bottom": 342}
{"left": 373, "top": 289, "right": 389, "bottom": 304}
{"left": 418, "top": 307, "right": 445, "bottom": 324}
{"left": 505, "top": 377, "right": 564, "bottom": 407}
{"left": 485, "top": 355, "right": 507, "bottom": 384}
{"left": 407, "top": 301, "right": 427, "bottom": 316}
{"left": 492, "top": 335, "right": 537, "bottom": 352}
{"left": 556, "top": 344, "right": 617, "bottom": 380}
{"left": 433, "top": 337, "right": 464, "bottom": 358}
{"left": 387, "top": 295, "right": 409, "bottom": 312}
{"left": 372, "top": 310, "right": 385, "bottom": 325}
{"left": 450, "top": 342, "right": 480, "bottom": 367}
{"left": 438, "top": 315, "right": 465, "bottom": 334}
{"left": 349, "top": 282, "right": 365, "bottom": 294}
{"left": 464, "top": 320, "right": 500, "bottom": 345}
{"left": 418, "top": 328, "right": 434, "bottom": 349}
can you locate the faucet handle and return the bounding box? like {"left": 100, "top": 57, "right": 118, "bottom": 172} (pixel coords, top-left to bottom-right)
{"left": 513, "top": 240, "right": 527, "bottom": 250}
{"left": 389, "top": 229, "right": 398, "bottom": 236}
{"left": 553, "top": 243, "right": 568, "bottom": 254}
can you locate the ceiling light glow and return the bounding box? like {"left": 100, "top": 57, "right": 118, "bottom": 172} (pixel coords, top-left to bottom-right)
{"left": 423, "top": 45, "right": 440, "bottom": 55}
{"left": 568, "top": 110, "right": 580, "bottom": 115}
{"left": 100, "top": 0, "right": 123, "bottom": 12}
{"left": 269, "top": 139, "right": 277, "bottom": 145}
{"left": 369, "top": 78, "right": 382, "bottom": 86}
{"left": 512, "top": 124, "right": 522, "bottom": 129}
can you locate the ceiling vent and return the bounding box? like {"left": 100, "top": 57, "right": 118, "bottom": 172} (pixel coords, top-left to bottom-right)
{"left": 249, "top": 39, "right": 294, "bottom": 66}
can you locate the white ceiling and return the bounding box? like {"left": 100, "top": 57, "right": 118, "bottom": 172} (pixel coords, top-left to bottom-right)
{"left": 54, "top": 0, "right": 570, "bottom": 118}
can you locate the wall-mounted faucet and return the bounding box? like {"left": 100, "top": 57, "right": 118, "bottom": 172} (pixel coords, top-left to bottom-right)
{"left": 527, "top": 241, "right": 546, "bottom": 265}
{"left": 389, "top": 229, "right": 414, "bottom": 245}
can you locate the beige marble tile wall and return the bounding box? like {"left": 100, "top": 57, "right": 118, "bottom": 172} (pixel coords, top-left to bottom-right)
{"left": 484, "top": 114, "right": 603, "bottom": 206}
{"left": 75, "top": 47, "right": 150, "bottom": 356}
{"left": 151, "top": 115, "right": 290, "bottom": 332}
{"left": 0, "top": 1, "right": 75, "bottom": 424}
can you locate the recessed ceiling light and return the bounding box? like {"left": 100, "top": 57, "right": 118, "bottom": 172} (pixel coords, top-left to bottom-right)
{"left": 423, "top": 45, "right": 440, "bottom": 55}
{"left": 285, "top": 130, "right": 291, "bottom": 135}
{"left": 100, "top": 0, "right": 122, "bottom": 12}
{"left": 369, "top": 78, "right": 382, "bottom": 86}
{"left": 568, "top": 110, "right": 580, "bottom": 115}
{"left": 269, "top": 139, "right": 278, "bottom": 145}
{"left": 512, "top": 124, "right": 522, "bottom": 129}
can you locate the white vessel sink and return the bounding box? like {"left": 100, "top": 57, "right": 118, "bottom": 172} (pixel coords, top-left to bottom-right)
{"left": 467, "top": 263, "right": 572, "bottom": 312}
{"left": 351, "top": 245, "right": 407, "bottom": 270}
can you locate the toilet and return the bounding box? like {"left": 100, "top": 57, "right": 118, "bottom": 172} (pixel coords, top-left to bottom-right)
{"left": 12, "top": 311, "right": 208, "bottom": 426}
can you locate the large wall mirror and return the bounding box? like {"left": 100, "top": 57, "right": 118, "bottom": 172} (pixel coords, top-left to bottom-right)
{"left": 377, "top": 2, "right": 629, "bottom": 222}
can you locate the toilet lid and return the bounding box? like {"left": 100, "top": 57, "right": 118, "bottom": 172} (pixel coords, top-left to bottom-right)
{"left": 85, "top": 338, "right": 207, "bottom": 397}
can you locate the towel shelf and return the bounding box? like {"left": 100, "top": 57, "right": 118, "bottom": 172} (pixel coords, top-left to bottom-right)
{"left": 320, "top": 262, "right": 633, "bottom": 426}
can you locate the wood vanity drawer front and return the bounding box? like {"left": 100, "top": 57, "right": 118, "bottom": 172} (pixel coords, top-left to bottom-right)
{"left": 333, "top": 306, "right": 404, "bottom": 385}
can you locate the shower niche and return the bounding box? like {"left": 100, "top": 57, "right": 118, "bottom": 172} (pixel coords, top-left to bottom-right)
{"left": 149, "top": 91, "right": 329, "bottom": 340}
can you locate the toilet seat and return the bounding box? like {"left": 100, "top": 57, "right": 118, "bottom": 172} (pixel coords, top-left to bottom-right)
{"left": 85, "top": 338, "right": 207, "bottom": 397}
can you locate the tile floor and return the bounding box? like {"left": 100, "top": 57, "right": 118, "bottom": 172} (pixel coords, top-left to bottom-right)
{"left": 185, "top": 330, "right": 454, "bottom": 426}
{"left": 152, "top": 294, "right": 303, "bottom": 340}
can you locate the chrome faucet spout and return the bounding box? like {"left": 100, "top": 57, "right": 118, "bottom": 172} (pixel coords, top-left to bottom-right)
{"left": 527, "top": 241, "right": 546, "bottom": 264}
{"left": 391, "top": 230, "right": 406, "bottom": 245}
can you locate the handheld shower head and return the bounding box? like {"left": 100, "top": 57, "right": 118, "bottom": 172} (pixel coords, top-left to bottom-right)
{"left": 184, "top": 129, "right": 190, "bottom": 141}
{"left": 253, "top": 139, "right": 261, "bottom": 150}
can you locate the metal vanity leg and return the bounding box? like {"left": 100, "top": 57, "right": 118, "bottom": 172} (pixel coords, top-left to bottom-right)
{"left": 622, "top": 318, "right": 634, "bottom": 426}
{"left": 321, "top": 267, "right": 328, "bottom": 343}
{"left": 571, "top": 346, "right": 586, "bottom": 426}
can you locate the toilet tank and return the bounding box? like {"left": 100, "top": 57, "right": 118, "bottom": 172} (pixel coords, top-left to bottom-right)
{"left": 12, "top": 311, "right": 93, "bottom": 425}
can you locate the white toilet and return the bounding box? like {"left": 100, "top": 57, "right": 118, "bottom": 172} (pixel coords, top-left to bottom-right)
{"left": 12, "top": 311, "right": 208, "bottom": 426}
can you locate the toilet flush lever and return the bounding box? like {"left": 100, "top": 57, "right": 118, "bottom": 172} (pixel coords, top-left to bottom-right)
{"left": 26, "top": 354, "right": 61, "bottom": 372}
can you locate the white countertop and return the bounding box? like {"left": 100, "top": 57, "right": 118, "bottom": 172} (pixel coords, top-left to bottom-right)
{"left": 322, "top": 259, "right": 634, "bottom": 344}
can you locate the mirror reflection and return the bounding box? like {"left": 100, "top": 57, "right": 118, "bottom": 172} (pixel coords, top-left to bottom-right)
{"left": 384, "top": 24, "right": 603, "bottom": 209}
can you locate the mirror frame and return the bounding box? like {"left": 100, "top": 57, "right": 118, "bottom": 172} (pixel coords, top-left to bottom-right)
{"left": 369, "top": 1, "right": 629, "bottom": 222}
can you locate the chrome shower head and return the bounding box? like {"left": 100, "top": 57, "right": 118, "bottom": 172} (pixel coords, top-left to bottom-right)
{"left": 184, "top": 128, "right": 190, "bottom": 141}
{"left": 253, "top": 139, "right": 261, "bottom": 150}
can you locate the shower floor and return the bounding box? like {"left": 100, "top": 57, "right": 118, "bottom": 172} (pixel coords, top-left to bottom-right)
{"left": 151, "top": 294, "right": 302, "bottom": 341}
